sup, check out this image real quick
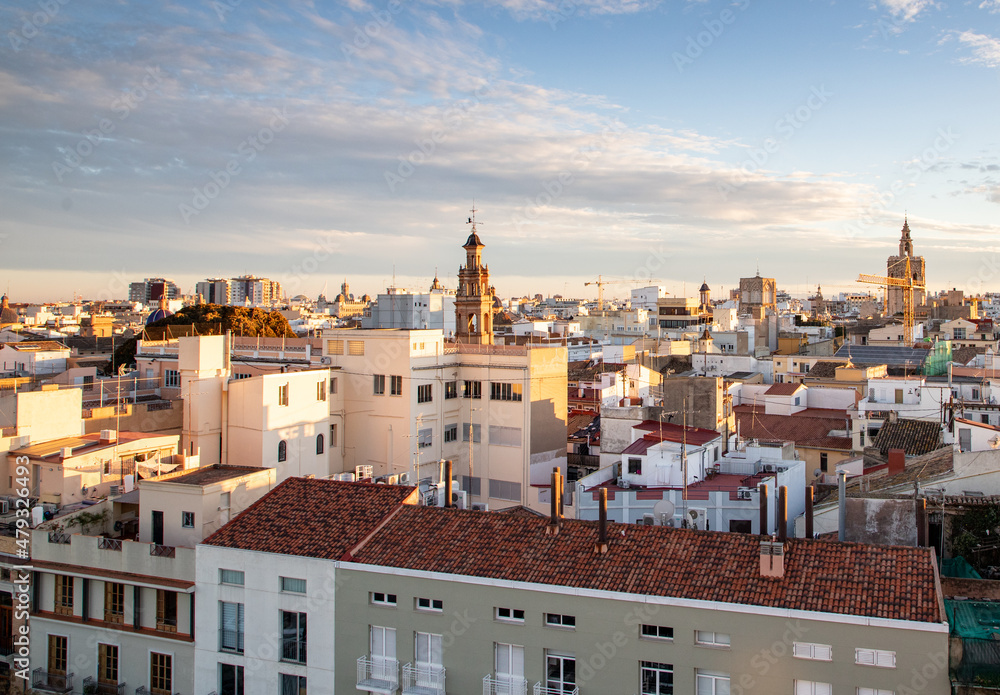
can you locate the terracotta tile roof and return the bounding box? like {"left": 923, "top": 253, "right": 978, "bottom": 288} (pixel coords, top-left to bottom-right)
{"left": 350, "top": 504, "right": 943, "bottom": 623}
{"left": 804, "top": 361, "right": 845, "bottom": 379}
{"left": 734, "top": 405, "right": 852, "bottom": 451}
{"left": 871, "top": 418, "right": 942, "bottom": 457}
{"left": 621, "top": 435, "right": 659, "bottom": 456}
{"left": 633, "top": 420, "right": 721, "bottom": 446}
{"left": 766, "top": 383, "right": 804, "bottom": 396}
{"left": 203, "top": 478, "right": 418, "bottom": 559}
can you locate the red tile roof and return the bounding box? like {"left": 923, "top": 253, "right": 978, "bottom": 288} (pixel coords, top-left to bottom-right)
{"left": 621, "top": 435, "right": 659, "bottom": 456}
{"left": 734, "top": 405, "right": 852, "bottom": 451}
{"left": 203, "top": 478, "right": 419, "bottom": 559}
{"left": 766, "top": 383, "right": 805, "bottom": 396}
{"left": 633, "top": 420, "right": 721, "bottom": 446}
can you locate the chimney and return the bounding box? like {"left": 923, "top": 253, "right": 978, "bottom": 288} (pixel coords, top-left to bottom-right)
{"left": 777, "top": 486, "right": 788, "bottom": 542}
{"left": 547, "top": 467, "right": 561, "bottom": 535}
{"left": 759, "top": 538, "right": 785, "bottom": 578}
{"left": 805, "top": 485, "right": 814, "bottom": 540}
{"left": 443, "top": 459, "right": 453, "bottom": 508}
{"left": 555, "top": 467, "right": 563, "bottom": 520}
{"left": 838, "top": 471, "right": 847, "bottom": 542}
{"left": 758, "top": 483, "right": 769, "bottom": 535}
{"left": 916, "top": 498, "right": 927, "bottom": 547}
{"left": 888, "top": 448, "right": 905, "bottom": 476}
{"left": 595, "top": 487, "right": 609, "bottom": 554}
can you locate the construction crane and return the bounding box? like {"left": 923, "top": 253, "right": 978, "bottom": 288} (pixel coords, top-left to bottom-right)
{"left": 584, "top": 275, "right": 628, "bottom": 311}
{"left": 857, "top": 255, "right": 926, "bottom": 345}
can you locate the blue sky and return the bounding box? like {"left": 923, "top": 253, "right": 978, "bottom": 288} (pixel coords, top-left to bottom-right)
{"left": 1, "top": 0, "right": 998, "bottom": 303}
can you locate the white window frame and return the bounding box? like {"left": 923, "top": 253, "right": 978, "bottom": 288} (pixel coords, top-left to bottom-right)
{"left": 370, "top": 592, "right": 397, "bottom": 607}
{"left": 793, "top": 642, "right": 832, "bottom": 661}
{"left": 640, "top": 661, "right": 673, "bottom": 695}
{"left": 795, "top": 681, "right": 832, "bottom": 695}
{"left": 695, "top": 670, "right": 729, "bottom": 695}
{"left": 857, "top": 689, "right": 895, "bottom": 695}
{"left": 495, "top": 607, "right": 524, "bottom": 623}
{"left": 414, "top": 632, "right": 443, "bottom": 669}
{"left": 695, "top": 630, "right": 731, "bottom": 647}
{"left": 415, "top": 597, "right": 443, "bottom": 612}
{"left": 640, "top": 624, "right": 673, "bottom": 641}
{"left": 544, "top": 613, "right": 576, "bottom": 629}
{"left": 495, "top": 642, "right": 524, "bottom": 681}
{"left": 279, "top": 577, "right": 306, "bottom": 594}
{"left": 856, "top": 648, "right": 896, "bottom": 668}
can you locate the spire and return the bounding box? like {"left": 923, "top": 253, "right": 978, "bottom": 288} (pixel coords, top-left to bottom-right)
{"left": 899, "top": 216, "right": 913, "bottom": 256}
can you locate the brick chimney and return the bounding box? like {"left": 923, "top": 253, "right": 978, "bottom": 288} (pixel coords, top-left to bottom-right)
{"left": 759, "top": 538, "right": 785, "bottom": 578}
{"left": 888, "top": 448, "right": 905, "bottom": 476}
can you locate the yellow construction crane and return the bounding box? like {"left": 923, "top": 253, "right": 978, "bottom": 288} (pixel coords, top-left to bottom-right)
{"left": 584, "top": 275, "right": 629, "bottom": 311}
{"left": 857, "top": 256, "right": 926, "bottom": 345}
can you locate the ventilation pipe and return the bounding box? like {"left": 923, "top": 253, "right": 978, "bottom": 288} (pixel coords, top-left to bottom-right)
{"left": 777, "top": 486, "right": 788, "bottom": 542}
{"left": 838, "top": 471, "right": 847, "bottom": 542}
{"left": 595, "top": 487, "right": 609, "bottom": 554}
{"left": 443, "top": 459, "right": 453, "bottom": 508}
{"left": 805, "top": 485, "right": 814, "bottom": 540}
{"left": 759, "top": 483, "right": 769, "bottom": 535}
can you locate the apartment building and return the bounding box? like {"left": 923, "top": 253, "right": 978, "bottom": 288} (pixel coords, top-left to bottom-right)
{"left": 195, "top": 477, "right": 949, "bottom": 695}
{"left": 0, "top": 342, "right": 70, "bottom": 377}
{"left": 322, "top": 328, "right": 567, "bottom": 512}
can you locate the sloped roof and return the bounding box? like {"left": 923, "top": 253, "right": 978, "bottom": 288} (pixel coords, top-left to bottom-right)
{"left": 766, "top": 383, "right": 804, "bottom": 396}
{"left": 871, "top": 418, "right": 942, "bottom": 457}
{"left": 806, "top": 361, "right": 845, "bottom": 379}
{"left": 734, "top": 405, "right": 852, "bottom": 451}
{"left": 633, "top": 420, "right": 721, "bottom": 446}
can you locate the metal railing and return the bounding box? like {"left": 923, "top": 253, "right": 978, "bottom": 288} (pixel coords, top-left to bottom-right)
{"left": 483, "top": 675, "right": 528, "bottom": 695}
{"left": 533, "top": 684, "right": 578, "bottom": 695}
{"left": 149, "top": 544, "right": 175, "bottom": 558}
{"left": 219, "top": 628, "right": 244, "bottom": 653}
{"left": 402, "top": 663, "right": 446, "bottom": 695}
{"left": 83, "top": 676, "right": 127, "bottom": 695}
{"left": 98, "top": 537, "right": 123, "bottom": 551}
{"left": 48, "top": 532, "right": 71, "bottom": 544}
{"left": 280, "top": 638, "right": 306, "bottom": 664}
{"left": 356, "top": 656, "right": 399, "bottom": 692}
{"left": 32, "top": 668, "right": 74, "bottom": 693}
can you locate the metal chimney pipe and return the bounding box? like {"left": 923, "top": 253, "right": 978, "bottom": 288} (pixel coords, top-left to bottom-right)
{"left": 838, "top": 471, "right": 847, "bottom": 542}
{"left": 550, "top": 469, "right": 559, "bottom": 526}
{"left": 916, "top": 498, "right": 927, "bottom": 547}
{"left": 759, "top": 484, "right": 769, "bottom": 535}
{"left": 777, "top": 486, "right": 788, "bottom": 542}
{"left": 554, "top": 467, "right": 563, "bottom": 519}
{"left": 444, "top": 459, "right": 453, "bottom": 508}
{"left": 596, "top": 487, "right": 609, "bottom": 554}
{"left": 805, "top": 485, "right": 814, "bottom": 540}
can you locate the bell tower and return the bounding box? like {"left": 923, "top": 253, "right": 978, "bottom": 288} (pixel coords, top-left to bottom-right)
{"left": 454, "top": 207, "right": 495, "bottom": 344}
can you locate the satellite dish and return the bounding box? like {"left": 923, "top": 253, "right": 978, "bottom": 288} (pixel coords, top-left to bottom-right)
{"left": 653, "top": 500, "right": 675, "bottom": 519}
{"left": 813, "top": 468, "right": 823, "bottom": 477}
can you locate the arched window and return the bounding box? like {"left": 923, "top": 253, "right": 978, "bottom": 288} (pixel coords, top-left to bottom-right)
{"left": 316, "top": 434, "right": 324, "bottom": 455}
{"left": 277, "top": 440, "right": 287, "bottom": 463}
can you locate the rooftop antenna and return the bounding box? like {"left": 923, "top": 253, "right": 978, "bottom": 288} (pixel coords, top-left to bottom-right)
{"left": 468, "top": 200, "right": 483, "bottom": 230}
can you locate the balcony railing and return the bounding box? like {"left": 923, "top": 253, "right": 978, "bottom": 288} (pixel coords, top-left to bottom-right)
{"left": 356, "top": 656, "right": 399, "bottom": 693}
{"left": 483, "top": 675, "right": 528, "bottom": 695}
{"left": 402, "top": 663, "right": 446, "bottom": 695}
{"left": 532, "top": 684, "right": 578, "bottom": 695}
{"left": 280, "top": 638, "right": 306, "bottom": 664}
{"left": 48, "top": 532, "right": 71, "bottom": 544}
{"left": 32, "top": 668, "right": 74, "bottom": 693}
{"left": 98, "top": 537, "right": 123, "bottom": 551}
{"left": 219, "top": 628, "right": 244, "bottom": 653}
{"left": 149, "top": 544, "right": 175, "bottom": 558}
{"left": 84, "top": 676, "right": 127, "bottom": 695}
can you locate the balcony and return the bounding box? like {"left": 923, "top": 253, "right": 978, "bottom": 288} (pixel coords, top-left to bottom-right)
{"left": 483, "top": 675, "right": 527, "bottom": 695}
{"left": 149, "top": 544, "right": 175, "bottom": 558}
{"left": 83, "top": 676, "right": 127, "bottom": 695}
{"left": 532, "top": 684, "right": 578, "bottom": 695}
{"left": 401, "top": 663, "right": 446, "bottom": 695}
{"left": 219, "top": 628, "right": 244, "bottom": 654}
{"left": 98, "top": 537, "right": 123, "bottom": 551}
{"left": 356, "top": 656, "right": 398, "bottom": 693}
{"left": 32, "top": 668, "right": 74, "bottom": 693}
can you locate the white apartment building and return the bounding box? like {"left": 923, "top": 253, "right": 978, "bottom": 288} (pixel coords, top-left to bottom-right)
{"left": 363, "top": 287, "right": 457, "bottom": 335}
{"left": 0, "top": 341, "right": 70, "bottom": 376}
{"left": 857, "top": 376, "right": 949, "bottom": 423}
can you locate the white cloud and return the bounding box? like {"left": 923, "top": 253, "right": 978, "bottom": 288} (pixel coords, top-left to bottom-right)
{"left": 955, "top": 30, "right": 1000, "bottom": 67}
{"left": 877, "top": 0, "right": 935, "bottom": 21}
{"left": 980, "top": 0, "right": 1000, "bottom": 13}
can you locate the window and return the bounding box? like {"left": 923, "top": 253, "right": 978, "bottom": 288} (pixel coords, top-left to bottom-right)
{"left": 445, "top": 381, "right": 457, "bottom": 399}
{"left": 220, "top": 569, "right": 245, "bottom": 586}
{"left": 418, "top": 384, "right": 432, "bottom": 403}
{"left": 48, "top": 634, "right": 67, "bottom": 677}
{"left": 330, "top": 376, "right": 337, "bottom": 394}
{"left": 104, "top": 582, "right": 125, "bottom": 623}
{"left": 640, "top": 661, "right": 673, "bottom": 695}
{"left": 546, "top": 652, "right": 575, "bottom": 691}
{"left": 164, "top": 370, "right": 180, "bottom": 388}
{"left": 220, "top": 601, "right": 245, "bottom": 653}
{"left": 463, "top": 380, "right": 482, "bottom": 399}
{"left": 348, "top": 340, "right": 365, "bottom": 356}
{"left": 461, "top": 476, "right": 482, "bottom": 496}
{"left": 280, "top": 674, "right": 306, "bottom": 695}
{"left": 496, "top": 643, "right": 525, "bottom": 683}
{"left": 317, "top": 380, "right": 326, "bottom": 401}
{"left": 444, "top": 424, "right": 458, "bottom": 443}
{"left": 281, "top": 611, "right": 307, "bottom": 663}
{"left": 278, "top": 383, "right": 289, "bottom": 406}
{"left": 545, "top": 613, "right": 576, "bottom": 629}
{"left": 370, "top": 625, "right": 396, "bottom": 668}
{"left": 219, "top": 663, "right": 244, "bottom": 695}
{"left": 390, "top": 375, "right": 402, "bottom": 396}
{"left": 857, "top": 689, "right": 894, "bottom": 695}
{"left": 418, "top": 428, "right": 432, "bottom": 449}
{"left": 414, "top": 632, "right": 443, "bottom": 668}
{"left": 695, "top": 670, "right": 729, "bottom": 695}
{"left": 374, "top": 374, "right": 385, "bottom": 395}
{"left": 416, "top": 597, "right": 443, "bottom": 612}
{"left": 371, "top": 592, "right": 397, "bottom": 606}
{"left": 793, "top": 642, "right": 832, "bottom": 661}
{"left": 326, "top": 339, "right": 344, "bottom": 355}
{"left": 280, "top": 577, "right": 307, "bottom": 594}
{"left": 496, "top": 607, "right": 525, "bottom": 623}
{"left": 628, "top": 457, "right": 642, "bottom": 475}
{"left": 856, "top": 648, "right": 896, "bottom": 668}
{"left": 640, "top": 624, "right": 673, "bottom": 641}
{"left": 489, "top": 479, "right": 521, "bottom": 501}
{"left": 695, "top": 631, "right": 730, "bottom": 647}
{"left": 330, "top": 424, "right": 337, "bottom": 447}
{"left": 232, "top": 372, "right": 252, "bottom": 380}
{"left": 54, "top": 575, "right": 73, "bottom": 615}
{"left": 490, "top": 382, "right": 523, "bottom": 401}
{"left": 463, "top": 423, "right": 482, "bottom": 443}
{"left": 316, "top": 434, "right": 324, "bottom": 454}
{"left": 489, "top": 425, "right": 522, "bottom": 447}
{"left": 150, "top": 652, "right": 172, "bottom": 695}
{"left": 156, "top": 590, "right": 178, "bottom": 632}
{"left": 182, "top": 511, "right": 195, "bottom": 528}
{"left": 277, "top": 440, "right": 287, "bottom": 463}
{"left": 820, "top": 452, "right": 828, "bottom": 473}
{"left": 795, "top": 681, "right": 832, "bottom": 695}
{"left": 98, "top": 643, "right": 119, "bottom": 687}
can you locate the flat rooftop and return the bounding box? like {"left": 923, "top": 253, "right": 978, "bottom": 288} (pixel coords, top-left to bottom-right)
{"left": 148, "top": 464, "right": 267, "bottom": 486}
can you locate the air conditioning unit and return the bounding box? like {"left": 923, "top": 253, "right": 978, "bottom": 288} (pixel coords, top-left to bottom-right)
{"left": 355, "top": 465, "right": 373, "bottom": 480}
{"left": 320, "top": 356, "right": 331, "bottom": 364}
{"left": 660, "top": 514, "right": 674, "bottom": 527}
{"left": 453, "top": 490, "right": 468, "bottom": 510}
{"left": 386, "top": 475, "right": 399, "bottom": 485}
{"left": 762, "top": 464, "right": 777, "bottom": 473}
{"left": 617, "top": 477, "right": 630, "bottom": 489}
{"left": 737, "top": 488, "right": 753, "bottom": 500}
{"left": 471, "top": 503, "right": 489, "bottom": 512}
{"left": 687, "top": 508, "right": 707, "bottom": 530}
{"left": 422, "top": 489, "right": 438, "bottom": 506}
{"left": 642, "top": 513, "right": 656, "bottom": 526}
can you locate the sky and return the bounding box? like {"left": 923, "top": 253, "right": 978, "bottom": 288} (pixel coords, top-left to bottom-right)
{"left": 1, "top": 0, "right": 999, "bottom": 304}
